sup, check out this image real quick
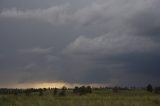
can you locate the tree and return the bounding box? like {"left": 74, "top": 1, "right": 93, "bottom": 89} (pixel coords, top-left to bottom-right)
{"left": 147, "top": 84, "right": 153, "bottom": 92}
{"left": 79, "top": 86, "right": 86, "bottom": 95}
{"left": 53, "top": 88, "right": 58, "bottom": 96}
{"left": 59, "top": 86, "right": 67, "bottom": 96}
{"left": 39, "top": 89, "right": 43, "bottom": 96}
{"left": 25, "top": 89, "right": 31, "bottom": 96}
{"left": 73, "top": 86, "right": 92, "bottom": 95}
{"left": 73, "top": 86, "right": 79, "bottom": 94}
{"left": 86, "top": 86, "right": 92, "bottom": 93}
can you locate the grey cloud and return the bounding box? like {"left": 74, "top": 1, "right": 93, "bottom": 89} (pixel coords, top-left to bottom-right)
{"left": 19, "top": 47, "right": 54, "bottom": 54}
{"left": 0, "top": 0, "right": 155, "bottom": 27}
{"left": 61, "top": 0, "right": 160, "bottom": 85}
{"left": 0, "top": 0, "right": 95, "bottom": 10}
{"left": 64, "top": 34, "right": 159, "bottom": 56}
{"left": 128, "top": 5, "right": 160, "bottom": 39}
{"left": 0, "top": 0, "right": 160, "bottom": 86}
{"left": 0, "top": 4, "right": 71, "bottom": 25}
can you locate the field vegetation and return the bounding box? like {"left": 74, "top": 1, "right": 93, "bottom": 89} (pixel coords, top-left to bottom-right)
{"left": 0, "top": 85, "right": 160, "bottom": 106}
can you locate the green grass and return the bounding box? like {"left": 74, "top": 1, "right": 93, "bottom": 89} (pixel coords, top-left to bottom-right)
{"left": 0, "top": 90, "right": 160, "bottom": 106}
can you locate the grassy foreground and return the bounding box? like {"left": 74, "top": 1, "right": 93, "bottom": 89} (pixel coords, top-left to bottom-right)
{"left": 0, "top": 90, "right": 160, "bottom": 106}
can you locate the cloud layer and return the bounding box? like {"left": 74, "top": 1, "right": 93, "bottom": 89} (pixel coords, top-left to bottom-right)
{"left": 0, "top": 0, "right": 160, "bottom": 87}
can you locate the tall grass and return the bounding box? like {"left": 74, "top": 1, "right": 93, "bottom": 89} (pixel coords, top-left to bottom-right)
{"left": 0, "top": 90, "right": 160, "bottom": 106}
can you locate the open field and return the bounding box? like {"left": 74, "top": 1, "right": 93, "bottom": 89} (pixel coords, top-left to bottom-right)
{"left": 0, "top": 90, "right": 160, "bottom": 106}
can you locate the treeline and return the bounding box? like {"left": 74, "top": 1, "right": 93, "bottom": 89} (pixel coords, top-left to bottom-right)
{"left": 0, "top": 86, "right": 92, "bottom": 96}
{"left": 0, "top": 84, "right": 160, "bottom": 96}
{"left": 146, "top": 84, "right": 160, "bottom": 93}
{"left": 0, "top": 87, "right": 67, "bottom": 96}
{"left": 73, "top": 86, "right": 92, "bottom": 95}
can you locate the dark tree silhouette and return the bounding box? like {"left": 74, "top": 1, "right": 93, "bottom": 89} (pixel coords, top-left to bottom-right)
{"left": 73, "top": 86, "right": 92, "bottom": 95}
{"left": 79, "top": 86, "right": 86, "bottom": 95}
{"left": 147, "top": 84, "right": 153, "bottom": 92}
{"left": 25, "top": 89, "right": 31, "bottom": 96}
{"left": 39, "top": 89, "right": 43, "bottom": 96}
{"left": 59, "top": 86, "right": 67, "bottom": 96}
{"left": 53, "top": 88, "right": 58, "bottom": 96}
{"left": 73, "top": 86, "right": 79, "bottom": 94}
{"left": 86, "top": 86, "right": 92, "bottom": 93}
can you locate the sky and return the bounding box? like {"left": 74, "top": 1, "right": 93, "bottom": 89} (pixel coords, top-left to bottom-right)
{"left": 0, "top": 0, "right": 160, "bottom": 88}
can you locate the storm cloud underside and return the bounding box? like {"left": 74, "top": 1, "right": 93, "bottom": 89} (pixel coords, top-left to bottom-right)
{"left": 0, "top": 0, "right": 160, "bottom": 87}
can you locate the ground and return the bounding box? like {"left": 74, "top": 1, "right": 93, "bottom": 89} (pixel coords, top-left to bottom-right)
{"left": 0, "top": 89, "right": 160, "bottom": 106}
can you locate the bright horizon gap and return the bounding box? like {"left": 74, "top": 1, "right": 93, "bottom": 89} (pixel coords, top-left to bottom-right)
{"left": 0, "top": 82, "right": 112, "bottom": 89}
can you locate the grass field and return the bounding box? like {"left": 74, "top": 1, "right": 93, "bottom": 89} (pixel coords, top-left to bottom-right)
{"left": 0, "top": 90, "right": 160, "bottom": 106}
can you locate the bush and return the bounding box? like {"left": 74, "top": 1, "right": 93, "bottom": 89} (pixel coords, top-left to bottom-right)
{"left": 59, "top": 86, "right": 67, "bottom": 96}
{"left": 53, "top": 88, "right": 58, "bottom": 96}
{"left": 147, "top": 84, "right": 153, "bottom": 92}
{"left": 39, "top": 89, "right": 43, "bottom": 96}
{"left": 73, "top": 86, "right": 92, "bottom": 95}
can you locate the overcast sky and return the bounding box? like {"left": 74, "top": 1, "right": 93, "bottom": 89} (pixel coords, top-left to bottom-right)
{"left": 0, "top": 0, "right": 160, "bottom": 87}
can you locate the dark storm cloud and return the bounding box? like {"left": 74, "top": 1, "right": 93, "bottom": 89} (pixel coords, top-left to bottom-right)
{"left": 0, "top": 0, "right": 94, "bottom": 10}
{"left": 0, "top": 0, "right": 160, "bottom": 86}
{"left": 128, "top": 3, "right": 160, "bottom": 38}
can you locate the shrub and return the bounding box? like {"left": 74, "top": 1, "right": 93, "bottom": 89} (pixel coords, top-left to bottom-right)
{"left": 59, "top": 86, "right": 67, "bottom": 96}
{"left": 147, "top": 84, "right": 153, "bottom": 92}
{"left": 53, "top": 88, "right": 58, "bottom": 96}
{"left": 73, "top": 86, "right": 92, "bottom": 95}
